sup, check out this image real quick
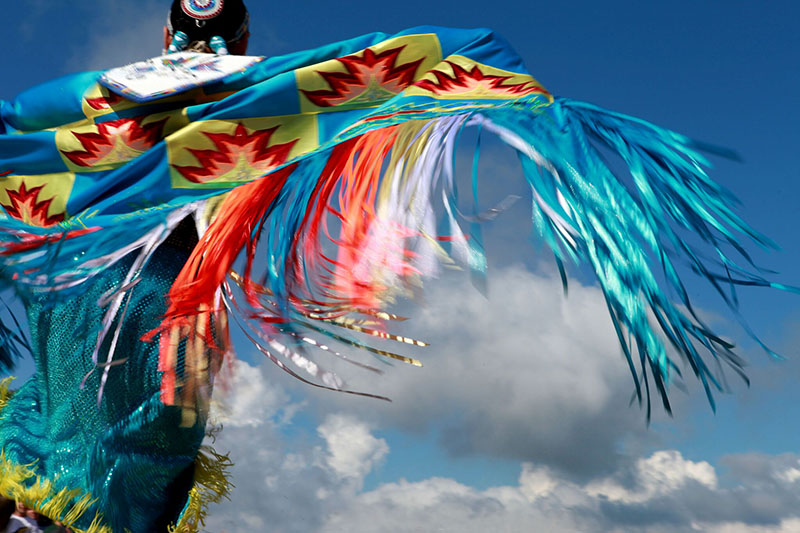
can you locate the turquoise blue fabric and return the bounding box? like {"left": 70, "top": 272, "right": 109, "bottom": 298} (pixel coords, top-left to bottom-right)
{"left": 0, "top": 28, "right": 550, "bottom": 531}
{"left": 0, "top": 236, "right": 203, "bottom": 532}
{"left": 0, "top": 25, "right": 791, "bottom": 532}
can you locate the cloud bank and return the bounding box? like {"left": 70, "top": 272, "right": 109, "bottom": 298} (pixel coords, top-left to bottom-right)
{"left": 278, "top": 265, "right": 660, "bottom": 477}
{"left": 207, "top": 357, "right": 800, "bottom": 532}
{"left": 206, "top": 267, "right": 798, "bottom": 533}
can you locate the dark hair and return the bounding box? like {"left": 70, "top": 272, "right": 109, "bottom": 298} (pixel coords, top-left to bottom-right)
{"left": 169, "top": 0, "right": 248, "bottom": 44}
{"left": 0, "top": 497, "right": 14, "bottom": 530}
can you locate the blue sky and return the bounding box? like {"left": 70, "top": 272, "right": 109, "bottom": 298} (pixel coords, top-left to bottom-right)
{"left": 3, "top": 1, "right": 800, "bottom": 532}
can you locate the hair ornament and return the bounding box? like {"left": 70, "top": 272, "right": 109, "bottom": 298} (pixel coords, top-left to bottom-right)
{"left": 167, "top": 31, "right": 190, "bottom": 53}
{"left": 181, "top": 0, "right": 225, "bottom": 20}
{"left": 209, "top": 36, "right": 230, "bottom": 55}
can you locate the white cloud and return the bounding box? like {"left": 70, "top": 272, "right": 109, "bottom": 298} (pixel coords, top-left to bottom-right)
{"left": 286, "top": 265, "right": 657, "bottom": 477}
{"left": 207, "top": 362, "right": 800, "bottom": 533}
{"left": 586, "top": 450, "right": 717, "bottom": 504}
{"left": 518, "top": 464, "right": 558, "bottom": 501}
{"left": 205, "top": 356, "right": 800, "bottom": 533}
{"left": 778, "top": 466, "right": 800, "bottom": 484}
{"left": 320, "top": 460, "right": 588, "bottom": 533}
{"left": 318, "top": 414, "right": 388, "bottom": 483}
{"left": 204, "top": 365, "right": 389, "bottom": 532}
{"left": 322, "top": 476, "right": 575, "bottom": 533}
{"left": 210, "top": 359, "right": 294, "bottom": 428}
{"left": 316, "top": 449, "right": 800, "bottom": 533}
{"left": 206, "top": 245, "right": 796, "bottom": 533}
{"left": 695, "top": 519, "right": 800, "bottom": 533}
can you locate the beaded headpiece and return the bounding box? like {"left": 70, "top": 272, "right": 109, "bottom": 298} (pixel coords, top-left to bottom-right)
{"left": 181, "top": 0, "right": 225, "bottom": 20}
{"left": 167, "top": 0, "right": 248, "bottom": 54}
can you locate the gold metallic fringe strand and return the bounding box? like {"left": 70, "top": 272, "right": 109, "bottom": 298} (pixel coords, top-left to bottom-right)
{"left": 169, "top": 435, "right": 234, "bottom": 533}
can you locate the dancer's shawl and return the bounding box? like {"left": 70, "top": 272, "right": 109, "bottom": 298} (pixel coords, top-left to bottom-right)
{"left": 0, "top": 26, "right": 790, "bottom": 532}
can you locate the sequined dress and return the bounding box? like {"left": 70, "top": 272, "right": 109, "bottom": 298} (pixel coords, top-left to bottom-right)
{"left": 0, "top": 231, "right": 203, "bottom": 532}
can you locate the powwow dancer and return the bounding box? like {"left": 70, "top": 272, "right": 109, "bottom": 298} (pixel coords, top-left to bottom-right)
{"left": 0, "top": 1, "right": 794, "bottom": 531}
{"left": 0, "top": 2, "right": 250, "bottom": 532}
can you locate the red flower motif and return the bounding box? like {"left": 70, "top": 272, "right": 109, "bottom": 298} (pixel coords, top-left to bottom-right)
{"left": 414, "top": 61, "right": 548, "bottom": 98}
{"left": 85, "top": 92, "right": 125, "bottom": 111}
{"left": 173, "top": 123, "right": 298, "bottom": 184}
{"left": 302, "top": 46, "right": 424, "bottom": 107}
{"left": 61, "top": 116, "right": 169, "bottom": 168}
{"left": 1, "top": 182, "right": 65, "bottom": 228}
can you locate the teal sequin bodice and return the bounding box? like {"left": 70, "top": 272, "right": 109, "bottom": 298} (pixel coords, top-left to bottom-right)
{"left": 0, "top": 240, "right": 204, "bottom": 532}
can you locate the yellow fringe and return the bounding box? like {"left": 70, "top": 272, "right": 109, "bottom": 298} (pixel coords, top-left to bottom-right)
{"left": 0, "top": 376, "right": 14, "bottom": 416}
{"left": 168, "top": 436, "right": 234, "bottom": 533}
{"left": 0, "top": 378, "right": 233, "bottom": 533}
{"left": 0, "top": 451, "right": 110, "bottom": 533}
{"left": 0, "top": 377, "right": 109, "bottom": 532}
